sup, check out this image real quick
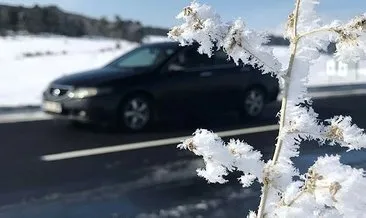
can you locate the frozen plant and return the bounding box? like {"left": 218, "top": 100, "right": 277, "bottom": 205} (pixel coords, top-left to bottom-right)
{"left": 168, "top": 1, "right": 366, "bottom": 217}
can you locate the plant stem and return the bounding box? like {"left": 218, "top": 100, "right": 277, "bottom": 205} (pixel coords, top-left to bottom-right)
{"left": 256, "top": 180, "right": 270, "bottom": 218}
{"left": 298, "top": 27, "right": 336, "bottom": 40}
{"left": 256, "top": 0, "right": 301, "bottom": 217}
{"left": 293, "top": 0, "right": 301, "bottom": 38}
{"left": 273, "top": 0, "right": 301, "bottom": 163}
{"left": 256, "top": 43, "right": 299, "bottom": 218}
{"left": 271, "top": 41, "right": 299, "bottom": 163}
{"left": 287, "top": 189, "right": 306, "bottom": 206}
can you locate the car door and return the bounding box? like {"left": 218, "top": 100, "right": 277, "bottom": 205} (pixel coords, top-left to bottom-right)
{"left": 155, "top": 46, "right": 216, "bottom": 116}
{"left": 207, "top": 49, "right": 253, "bottom": 110}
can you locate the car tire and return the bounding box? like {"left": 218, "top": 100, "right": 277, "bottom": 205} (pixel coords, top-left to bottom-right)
{"left": 240, "top": 87, "right": 266, "bottom": 120}
{"left": 119, "top": 95, "right": 153, "bottom": 132}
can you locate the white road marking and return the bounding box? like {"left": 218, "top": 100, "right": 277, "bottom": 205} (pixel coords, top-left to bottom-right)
{"left": 310, "top": 89, "right": 366, "bottom": 98}
{"left": 276, "top": 88, "right": 366, "bottom": 101}
{"left": 41, "top": 124, "right": 279, "bottom": 161}
{"left": 0, "top": 112, "right": 51, "bottom": 124}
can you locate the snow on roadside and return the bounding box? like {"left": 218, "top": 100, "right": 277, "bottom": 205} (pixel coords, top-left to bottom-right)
{"left": 0, "top": 35, "right": 137, "bottom": 107}
{"left": 0, "top": 50, "right": 136, "bottom": 106}
{"left": 0, "top": 35, "right": 129, "bottom": 61}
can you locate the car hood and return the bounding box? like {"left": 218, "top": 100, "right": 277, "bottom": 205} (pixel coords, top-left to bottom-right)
{"left": 52, "top": 66, "right": 148, "bottom": 87}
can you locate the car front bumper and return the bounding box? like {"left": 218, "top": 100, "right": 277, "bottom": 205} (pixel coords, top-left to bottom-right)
{"left": 42, "top": 94, "right": 121, "bottom": 124}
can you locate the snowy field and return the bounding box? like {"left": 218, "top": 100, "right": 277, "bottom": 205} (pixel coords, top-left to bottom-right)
{"left": 0, "top": 35, "right": 365, "bottom": 107}
{"left": 0, "top": 35, "right": 138, "bottom": 107}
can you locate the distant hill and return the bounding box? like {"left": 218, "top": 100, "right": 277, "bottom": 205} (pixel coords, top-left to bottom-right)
{"left": 0, "top": 4, "right": 166, "bottom": 42}
{"left": 0, "top": 4, "right": 337, "bottom": 53}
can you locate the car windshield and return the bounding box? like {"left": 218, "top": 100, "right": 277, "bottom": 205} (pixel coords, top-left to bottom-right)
{"left": 107, "top": 45, "right": 177, "bottom": 68}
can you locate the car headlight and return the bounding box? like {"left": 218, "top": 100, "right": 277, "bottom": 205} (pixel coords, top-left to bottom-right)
{"left": 67, "top": 88, "right": 112, "bottom": 99}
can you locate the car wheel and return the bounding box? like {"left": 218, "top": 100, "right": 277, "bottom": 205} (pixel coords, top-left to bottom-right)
{"left": 240, "top": 87, "right": 265, "bottom": 119}
{"left": 120, "top": 95, "right": 152, "bottom": 131}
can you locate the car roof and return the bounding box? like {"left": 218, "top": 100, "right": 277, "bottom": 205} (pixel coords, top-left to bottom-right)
{"left": 141, "top": 41, "right": 180, "bottom": 48}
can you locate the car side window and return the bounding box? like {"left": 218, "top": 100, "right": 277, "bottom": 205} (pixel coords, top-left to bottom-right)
{"left": 117, "top": 47, "right": 158, "bottom": 67}
{"left": 212, "top": 49, "right": 236, "bottom": 66}
{"left": 171, "top": 46, "right": 213, "bottom": 70}
{"left": 111, "top": 46, "right": 176, "bottom": 68}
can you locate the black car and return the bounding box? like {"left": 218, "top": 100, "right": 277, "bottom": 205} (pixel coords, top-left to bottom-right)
{"left": 42, "top": 41, "right": 279, "bottom": 131}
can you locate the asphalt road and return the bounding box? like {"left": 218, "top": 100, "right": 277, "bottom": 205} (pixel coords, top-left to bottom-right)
{"left": 0, "top": 94, "right": 366, "bottom": 217}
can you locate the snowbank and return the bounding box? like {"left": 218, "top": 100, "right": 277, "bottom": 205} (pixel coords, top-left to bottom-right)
{"left": 0, "top": 35, "right": 131, "bottom": 61}
{"left": 0, "top": 35, "right": 137, "bottom": 107}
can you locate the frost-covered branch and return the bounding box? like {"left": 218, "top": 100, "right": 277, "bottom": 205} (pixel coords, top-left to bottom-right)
{"left": 285, "top": 115, "right": 366, "bottom": 151}
{"left": 272, "top": 155, "right": 366, "bottom": 218}
{"left": 324, "top": 116, "right": 366, "bottom": 150}
{"left": 297, "top": 13, "right": 366, "bottom": 63}
{"left": 178, "top": 129, "right": 265, "bottom": 187}
{"left": 170, "top": 0, "right": 366, "bottom": 217}
{"left": 168, "top": 2, "right": 282, "bottom": 76}
{"left": 333, "top": 14, "right": 366, "bottom": 63}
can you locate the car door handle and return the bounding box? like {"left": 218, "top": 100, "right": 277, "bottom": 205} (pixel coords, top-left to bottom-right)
{"left": 200, "top": 71, "right": 212, "bottom": 77}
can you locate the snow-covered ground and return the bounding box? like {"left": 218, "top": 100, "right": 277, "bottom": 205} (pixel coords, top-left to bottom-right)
{"left": 0, "top": 35, "right": 138, "bottom": 107}
{"left": 0, "top": 35, "right": 132, "bottom": 60}
{"left": 0, "top": 35, "right": 365, "bottom": 107}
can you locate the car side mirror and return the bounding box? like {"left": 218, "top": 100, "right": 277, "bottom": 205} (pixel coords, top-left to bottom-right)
{"left": 168, "top": 63, "right": 185, "bottom": 72}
